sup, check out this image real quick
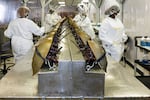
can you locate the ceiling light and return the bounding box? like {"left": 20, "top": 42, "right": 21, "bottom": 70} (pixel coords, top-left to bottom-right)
{"left": 58, "top": 2, "right": 65, "bottom": 5}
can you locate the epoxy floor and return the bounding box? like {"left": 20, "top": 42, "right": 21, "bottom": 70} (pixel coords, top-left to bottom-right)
{"left": 0, "top": 53, "right": 150, "bottom": 98}
{"left": 104, "top": 55, "right": 150, "bottom": 97}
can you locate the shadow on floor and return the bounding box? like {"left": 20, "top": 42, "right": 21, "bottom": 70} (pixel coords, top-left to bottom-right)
{"left": 136, "top": 76, "right": 150, "bottom": 89}
{"left": 0, "top": 58, "right": 14, "bottom": 79}
{"left": 0, "top": 73, "right": 4, "bottom": 79}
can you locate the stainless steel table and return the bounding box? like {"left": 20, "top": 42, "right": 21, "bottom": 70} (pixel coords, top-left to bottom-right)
{"left": 38, "top": 27, "right": 105, "bottom": 99}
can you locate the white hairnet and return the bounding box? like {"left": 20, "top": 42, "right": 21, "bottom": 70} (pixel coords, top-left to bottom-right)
{"left": 77, "top": 3, "right": 88, "bottom": 14}
{"left": 104, "top": 0, "right": 120, "bottom": 15}
{"left": 18, "top": 6, "right": 30, "bottom": 12}
{"left": 17, "top": 6, "right": 30, "bottom": 18}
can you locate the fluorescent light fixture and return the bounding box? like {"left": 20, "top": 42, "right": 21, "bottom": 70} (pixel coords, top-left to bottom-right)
{"left": 58, "top": 1, "right": 65, "bottom": 5}
{"left": 27, "top": 1, "right": 36, "bottom": 4}
{"left": 0, "top": 4, "right": 6, "bottom": 22}
{"left": 81, "top": 0, "right": 89, "bottom": 3}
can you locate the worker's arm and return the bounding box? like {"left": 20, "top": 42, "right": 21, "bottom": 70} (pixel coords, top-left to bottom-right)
{"left": 4, "top": 22, "right": 13, "bottom": 38}
{"left": 29, "top": 20, "right": 45, "bottom": 36}
{"left": 98, "top": 20, "right": 113, "bottom": 45}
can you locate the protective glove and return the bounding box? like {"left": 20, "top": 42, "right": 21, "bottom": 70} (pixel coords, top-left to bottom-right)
{"left": 122, "top": 33, "right": 128, "bottom": 42}
{"left": 40, "top": 26, "right": 45, "bottom": 33}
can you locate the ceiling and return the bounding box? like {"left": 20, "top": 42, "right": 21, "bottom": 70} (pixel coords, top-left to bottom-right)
{"left": 25, "top": 0, "right": 82, "bottom": 8}
{"left": 50, "top": 0, "right": 82, "bottom": 6}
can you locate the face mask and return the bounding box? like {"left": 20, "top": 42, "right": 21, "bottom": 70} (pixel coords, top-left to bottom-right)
{"left": 24, "top": 12, "right": 29, "bottom": 18}
{"left": 109, "top": 9, "right": 120, "bottom": 18}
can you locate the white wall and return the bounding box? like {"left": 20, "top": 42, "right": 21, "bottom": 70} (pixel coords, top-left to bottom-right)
{"left": 123, "top": 0, "right": 150, "bottom": 64}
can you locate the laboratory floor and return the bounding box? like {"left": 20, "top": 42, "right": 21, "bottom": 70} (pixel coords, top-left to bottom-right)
{"left": 0, "top": 57, "right": 14, "bottom": 79}
{"left": 136, "top": 76, "right": 150, "bottom": 89}
{"left": 0, "top": 54, "right": 150, "bottom": 100}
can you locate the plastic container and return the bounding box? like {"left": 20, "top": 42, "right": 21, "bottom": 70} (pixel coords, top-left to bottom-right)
{"left": 140, "top": 37, "right": 147, "bottom": 46}
{"left": 146, "top": 37, "right": 150, "bottom": 46}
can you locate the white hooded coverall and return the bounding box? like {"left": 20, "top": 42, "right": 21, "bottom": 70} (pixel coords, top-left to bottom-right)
{"left": 99, "top": 17, "right": 127, "bottom": 62}
{"left": 99, "top": 0, "right": 127, "bottom": 62}
{"left": 74, "top": 3, "right": 95, "bottom": 39}
{"left": 45, "top": 12, "right": 61, "bottom": 33}
{"left": 76, "top": 15, "right": 96, "bottom": 39}
{"left": 4, "top": 18, "right": 44, "bottom": 62}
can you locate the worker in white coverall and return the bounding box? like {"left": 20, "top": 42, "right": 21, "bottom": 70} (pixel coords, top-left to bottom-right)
{"left": 45, "top": 9, "right": 61, "bottom": 33}
{"left": 4, "top": 6, "right": 45, "bottom": 62}
{"left": 99, "top": 0, "right": 128, "bottom": 62}
{"left": 74, "top": 3, "right": 95, "bottom": 39}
